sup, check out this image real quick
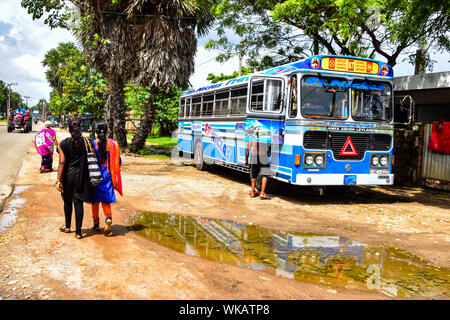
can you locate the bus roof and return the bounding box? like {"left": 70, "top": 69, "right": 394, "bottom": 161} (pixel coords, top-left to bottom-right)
{"left": 181, "top": 55, "right": 393, "bottom": 97}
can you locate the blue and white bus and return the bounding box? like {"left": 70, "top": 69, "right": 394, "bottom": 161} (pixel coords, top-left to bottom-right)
{"left": 178, "top": 55, "right": 394, "bottom": 189}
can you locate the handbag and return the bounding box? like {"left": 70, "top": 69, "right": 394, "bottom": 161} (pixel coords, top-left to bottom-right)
{"left": 84, "top": 138, "right": 103, "bottom": 186}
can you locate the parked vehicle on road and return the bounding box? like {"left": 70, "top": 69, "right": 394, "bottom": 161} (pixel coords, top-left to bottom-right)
{"left": 178, "top": 54, "right": 397, "bottom": 191}
{"left": 48, "top": 116, "right": 59, "bottom": 128}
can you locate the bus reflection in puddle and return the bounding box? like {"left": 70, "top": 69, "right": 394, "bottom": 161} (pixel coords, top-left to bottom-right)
{"left": 129, "top": 212, "right": 450, "bottom": 299}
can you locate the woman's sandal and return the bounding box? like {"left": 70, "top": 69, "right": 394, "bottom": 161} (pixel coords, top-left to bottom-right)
{"left": 104, "top": 219, "right": 112, "bottom": 237}
{"left": 59, "top": 226, "right": 70, "bottom": 233}
{"left": 75, "top": 234, "right": 82, "bottom": 239}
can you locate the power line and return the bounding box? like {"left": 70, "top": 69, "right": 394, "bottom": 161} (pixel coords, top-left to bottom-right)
{"left": 195, "top": 56, "right": 220, "bottom": 68}
{"left": 97, "top": 10, "right": 199, "bottom": 21}
{"left": 195, "top": 52, "right": 240, "bottom": 68}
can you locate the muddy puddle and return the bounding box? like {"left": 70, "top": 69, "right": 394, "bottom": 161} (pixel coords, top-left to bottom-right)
{"left": 129, "top": 212, "right": 450, "bottom": 299}
{"left": 0, "top": 186, "right": 32, "bottom": 234}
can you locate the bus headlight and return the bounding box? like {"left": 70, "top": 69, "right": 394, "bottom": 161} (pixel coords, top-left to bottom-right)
{"left": 303, "top": 153, "right": 326, "bottom": 168}
{"left": 305, "top": 155, "right": 314, "bottom": 165}
{"left": 315, "top": 155, "right": 324, "bottom": 166}
{"left": 379, "top": 156, "right": 388, "bottom": 167}
{"left": 371, "top": 156, "right": 379, "bottom": 166}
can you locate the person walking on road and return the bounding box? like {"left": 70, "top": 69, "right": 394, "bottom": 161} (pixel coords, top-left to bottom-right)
{"left": 34, "top": 121, "right": 58, "bottom": 173}
{"left": 90, "top": 121, "right": 122, "bottom": 237}
{"left": 56, "top": 119, "right": 94, "bottom": 239}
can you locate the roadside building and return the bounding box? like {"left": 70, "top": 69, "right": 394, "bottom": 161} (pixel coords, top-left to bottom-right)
{"left": 393, "top": 72, "right": 450, "bottom": 190}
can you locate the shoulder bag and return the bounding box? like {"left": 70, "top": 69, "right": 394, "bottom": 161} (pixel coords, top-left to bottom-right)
{"left": 84, "top": 138, "right": 103, "bottom": 186}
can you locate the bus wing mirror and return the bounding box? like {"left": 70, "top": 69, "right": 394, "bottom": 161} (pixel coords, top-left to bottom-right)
{"left": 399, "top": 95, "right": 415, "bottom": 126}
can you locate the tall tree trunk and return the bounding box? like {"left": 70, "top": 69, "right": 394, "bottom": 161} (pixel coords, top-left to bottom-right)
{"left": 105, "top": 93, "right": 114, "bottom": 140}
{"left": 129, "top": 101, "right": 155, "bottom": 153}
{"left": 414, "top": 49, "right": 426, "bottom": 75}
{"left": 108, "top": 80, "right": 128, "bottom": 148}
{"left": 313, "top": 37, "right": 319, "bottom": 55}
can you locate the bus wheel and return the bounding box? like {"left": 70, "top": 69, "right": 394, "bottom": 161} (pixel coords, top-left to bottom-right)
{"left": 194, "top": 142, "right": 207, "bottom": 171}
{"left": 254, "top": 175, "right": 279, "bottom": 194}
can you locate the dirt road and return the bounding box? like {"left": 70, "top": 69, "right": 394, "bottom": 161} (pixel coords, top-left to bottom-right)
{"left": 0, "top": 128, "right": 449, "bottom": 300}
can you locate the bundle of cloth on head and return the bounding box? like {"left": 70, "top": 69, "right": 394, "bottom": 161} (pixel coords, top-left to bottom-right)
{"left": 34, "top": 122, "right": 57, "bottom": 172}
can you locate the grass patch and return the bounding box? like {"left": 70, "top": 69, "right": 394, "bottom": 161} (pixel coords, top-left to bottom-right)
{"left": 127, "top": 134, "right": 177, "bottom": 150}
{"left": 0, "top": 119, "right": 6, "bottom": 122}
{"left": 137, "top": 146, "right": 171, "bottom": 159}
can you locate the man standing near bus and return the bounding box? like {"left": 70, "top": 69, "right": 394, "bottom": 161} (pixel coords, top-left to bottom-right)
{"left": 245, "top": 134, "right": 271, "bottom": 200}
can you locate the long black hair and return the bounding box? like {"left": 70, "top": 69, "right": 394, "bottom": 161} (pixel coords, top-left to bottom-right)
{"left": 95, "top": 120, "right": 108, "bottom": 164}
{"left": 69, "top": 119, "right": 83, "bottom": 150}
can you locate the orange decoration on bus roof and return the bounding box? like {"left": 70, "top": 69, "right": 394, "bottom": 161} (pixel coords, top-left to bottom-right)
{"left": 321, "top": 57, "right": 379, "bottom": 75}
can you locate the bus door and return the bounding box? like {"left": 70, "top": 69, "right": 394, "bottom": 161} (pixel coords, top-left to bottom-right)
{"left": 245, "top": 75, "right": 286, "bottom": 169}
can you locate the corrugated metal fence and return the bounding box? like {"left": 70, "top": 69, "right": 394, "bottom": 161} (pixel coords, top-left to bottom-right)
{"left": 422, "top": 123, "right": 450, "bottom": 183}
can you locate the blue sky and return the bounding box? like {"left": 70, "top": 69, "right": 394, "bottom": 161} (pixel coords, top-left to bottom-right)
{"left": 0, "top": 1, "right": 448, "bottom": 105}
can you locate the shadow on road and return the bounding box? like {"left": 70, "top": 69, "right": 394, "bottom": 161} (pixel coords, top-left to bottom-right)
{"left": 203, "top": 164, "right": 450, "bottom": 209}
{"left": 80, "top": 224, "right": 134, "bottom": 238}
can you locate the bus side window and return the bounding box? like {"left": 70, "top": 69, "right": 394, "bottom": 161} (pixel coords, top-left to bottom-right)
{"left": 192, "top": 97, "right": 201, "bottom": 117}
{"left": 251, "top": 82, "right": 264, "bottom": 111}
{"left": 264, "top": 79, "right": 283, "bottom": 112}
{"left": 202, "top": 94, "right": 214, "bottom": 117}
{"left": 214, "top": 91, "right": 230, "bottom": 116}
{"left": 179, "top": 98, "right": 185, "bottom": 118}
{"left": 231, "top": 86, "right": 247, "bottom": 115}
{"left": 186, "top": 98, "right": 192, "bottom": 118}
{"left": 289, "top": 75, "right": 298, "bottom": 118}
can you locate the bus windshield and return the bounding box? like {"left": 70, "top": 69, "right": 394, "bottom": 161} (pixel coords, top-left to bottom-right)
{"left": 351, "top": 81, "right": 392, "bottom": 122}
{"left": 301, "top": 76, "right": 348, "bottom": 119}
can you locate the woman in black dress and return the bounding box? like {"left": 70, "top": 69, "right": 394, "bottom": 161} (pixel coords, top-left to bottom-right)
{"left": 56, "top": 119, "right": 93, "bottom": 239}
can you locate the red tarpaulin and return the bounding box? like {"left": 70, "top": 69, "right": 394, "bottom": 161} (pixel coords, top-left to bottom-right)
{"left": 428, "top": 120, "right": 450, "bottom": 154}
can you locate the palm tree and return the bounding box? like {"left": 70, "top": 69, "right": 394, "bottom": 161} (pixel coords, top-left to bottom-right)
{"left": 72, "top": 0, "right": 215, "bottom": 150}
{"left": 42, "top": 42, "right": 79, "bottom": 98}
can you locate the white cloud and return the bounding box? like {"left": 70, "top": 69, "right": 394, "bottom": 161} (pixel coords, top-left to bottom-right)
{"left": 0, "top": 0, "right": 75, "bottom": 106}
{"left": 11, "top": 54, "right": 46, "bottom": 83}
{"left": 0, "top": 0, "right": 448, "bottom": 108}
{"left": 189, "top": 45, "right": 240, "bottom": 89}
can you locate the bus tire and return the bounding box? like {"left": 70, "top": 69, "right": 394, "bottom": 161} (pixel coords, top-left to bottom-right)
{"left": 7, "top": 126, "right": 12, "bottom": 133}
{"left": 194, "top": 141, "right": 207, "bottom": 171}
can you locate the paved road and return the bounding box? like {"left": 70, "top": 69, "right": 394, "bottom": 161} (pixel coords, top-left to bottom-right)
{"left": 0, "top": 122, "right": 42, "bottom": 211}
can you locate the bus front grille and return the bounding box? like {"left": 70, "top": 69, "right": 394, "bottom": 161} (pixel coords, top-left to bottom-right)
{"left": 330, "top": 133, "right": 369, "bottom": 160}
{"left": 370, "top": 134, "right": 392, "bottom": 151}
{"left": 304, "top": 131, "right": 328, "bottom": 149}
{"left": 303, "top": 131, "right": 392, "bottom": 160}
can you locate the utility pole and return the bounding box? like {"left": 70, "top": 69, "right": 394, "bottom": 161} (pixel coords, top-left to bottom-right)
{"left": 238, "top": 41, "right": 243, "bottom": 77}
{"left": 24, "top": 96, "right": 30, "bottom": 109}
{"left": 42, "top": 99, "right": 46, "bottom": 121}
{"left": 6, "top": 82, "right": 18, "bottom": 116}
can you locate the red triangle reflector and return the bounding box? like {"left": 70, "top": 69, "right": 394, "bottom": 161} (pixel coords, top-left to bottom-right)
{"left": 339, "top": 136, "right": 358, "bottom": 156}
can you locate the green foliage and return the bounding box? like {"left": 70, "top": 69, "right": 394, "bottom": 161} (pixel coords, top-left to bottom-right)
{"left": 0, "top": 80, "right": 23, "bottom": 113}
{"left": 153, "top": 86, "right": 183, "bottom": 136}
{"left": 0, "top": 81, "right": 6, "bottom": 104}
{"left": 124, "top": 83, "right": 182, "bottom": 136}
{"left": 124, "top": 83, "right": 151, "bottom": 117}
{"left": 208, "top": 0, "right": 449, "bottom": 68}
{"left": 21, "top": 0, "right": 71, "bottom": 29}
{"left": 43, "top": 42, "right": 107, "bottom": 116}
{"left": 31, "top": 98, "right": 49, "bottom": 114}
{"left": 206, "top": 67, "right": 254, "bottom": 83}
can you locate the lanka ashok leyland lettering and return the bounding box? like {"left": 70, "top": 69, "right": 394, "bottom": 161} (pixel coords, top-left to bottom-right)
{"left": 177, "top": 55, "right": 395, "bottom": 190}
